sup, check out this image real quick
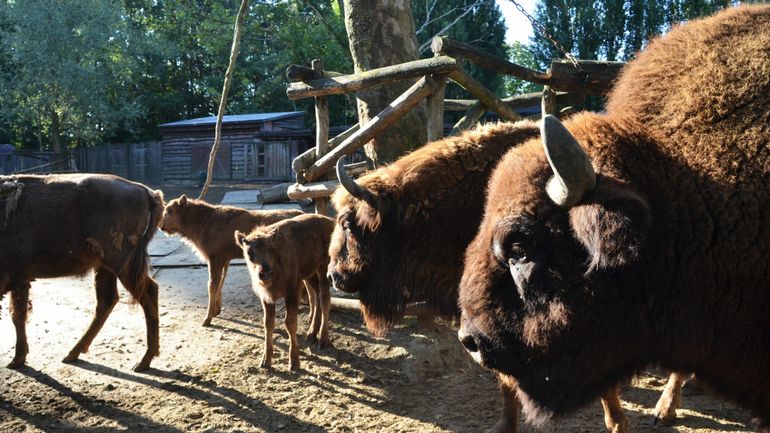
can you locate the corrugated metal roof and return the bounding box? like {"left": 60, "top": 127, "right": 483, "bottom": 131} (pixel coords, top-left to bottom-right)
{"left": 159, "top": 111, "right": 304, "bottom": 128}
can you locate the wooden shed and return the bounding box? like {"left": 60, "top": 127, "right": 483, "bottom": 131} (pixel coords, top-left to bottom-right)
{"left": 159, "top": 112, "right": 310, "bottom": 183}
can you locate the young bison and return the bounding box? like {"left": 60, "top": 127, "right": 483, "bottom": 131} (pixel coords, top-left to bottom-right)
{"left": 236, "top": 213, "right": 334, "bottom": 372}
{"left": 1, "top": 173, "right": 163, "bottom": 371}
{"left": 160, "top": 195, "right": 302, "bottom": 326}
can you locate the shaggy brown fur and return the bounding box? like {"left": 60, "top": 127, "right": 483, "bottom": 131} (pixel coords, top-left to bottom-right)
{"left": 236, "top": 213, "right": 334, "bottom": 372}
{"left": 459, "top": 5, "right": 770, "bottom": 427}
{"left": 0, "top": 173, "right": 164, "bottom": 371}
{"left": 160, "top": 195, "right": 301, "bottom": 326}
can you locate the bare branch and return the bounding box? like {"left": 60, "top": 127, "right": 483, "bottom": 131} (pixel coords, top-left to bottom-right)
{"left": 418, "top": 0, "right": 485, "bottom": 54}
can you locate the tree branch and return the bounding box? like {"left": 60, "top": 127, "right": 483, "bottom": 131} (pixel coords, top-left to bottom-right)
{"left": 299, "top": 0, "right": 350, "bottom": 55}
{"left": 418, "top": 0, "right": 485, "bottom": 54}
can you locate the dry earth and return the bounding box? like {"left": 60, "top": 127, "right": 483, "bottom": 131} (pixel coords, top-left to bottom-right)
{"left": 0, "top": 185, "right": 760, "bottom": 433}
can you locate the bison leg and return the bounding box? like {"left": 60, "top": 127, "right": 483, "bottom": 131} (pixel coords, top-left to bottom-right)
{"left": 316, "top": 271, "right": 331, "bottom": 350}
{"left": 203, "top": 259, "right": 226, "bottom": 326}
{"left": 260, "top": 300, "right": 275, "bottom": 369}
{"left": 285, "top": 292, "right": 300, "bottom": 372}
{"left": 654, "top": 372, "right": 685, "bottom": 425}
{"left": 600, "top": 385, "right": 629, "bottom": 433}
{"left": 7, "top": 283, "right": 31, "bottom": 369}
{"left": 131, "top": 276, "right": 160, "bottom": 372}
{"left": 488, "top": 375, "right": 519, "bottom": 433}
{"left": 303, "top": 278, "right": 320, "bottom": 343}
{"left": 63, "top": 268, "right": 119, "bottom": 364}
{"left": 215, "top": 262, "right": 229, "bottom": 316}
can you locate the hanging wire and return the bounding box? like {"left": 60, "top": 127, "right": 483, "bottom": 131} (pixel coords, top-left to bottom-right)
{"left": 505, "top": 0, "right": 584, "bottom": 73}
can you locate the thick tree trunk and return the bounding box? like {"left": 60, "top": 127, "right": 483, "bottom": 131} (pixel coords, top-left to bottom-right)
{"left": 343, "top": 0, "right": 427, "bottom": 166}
{"left": 50, "top": 110, "right": 62, "bottom": 153}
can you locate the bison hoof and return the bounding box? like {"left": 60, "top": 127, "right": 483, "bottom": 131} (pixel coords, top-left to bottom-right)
{"left": 62, "top": 353, "right": 80, "bottom": 364}
{"left": 485, "top": 419, "right": 516, "bottom": 433}
{"left": 305, "top": 333, "right": 318, "bottom": 343}
{"left": 259, "top": 359, "right": 271, "bottom": 369}
{"left": 201, "top": 318, "right": 213, "bottom": 327}
{"left": 289, "top": 362, "right": 300, "bottom": 373}
{"left": 132, "top": 360, "right": 152, "bottom": 372}
{"left": 6, "top": 358, "right": 26, "bottom": 369}
{"left": 317, "top": 339, "right": 332, "bottom": 350}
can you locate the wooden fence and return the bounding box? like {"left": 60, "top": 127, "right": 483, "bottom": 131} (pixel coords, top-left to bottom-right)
{"left": 285, "top": 36, "right": 624, "bottom": 209}
{"left": 1, "top": 142, "right": 162, "bottom": 185}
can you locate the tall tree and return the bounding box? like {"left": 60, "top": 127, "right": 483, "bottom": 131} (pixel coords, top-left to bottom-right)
{"left": 343, "top": 0, "right": 426, "bottom": 166}
{"left": 0, "top": 0, "right": 144, "bottom": 151}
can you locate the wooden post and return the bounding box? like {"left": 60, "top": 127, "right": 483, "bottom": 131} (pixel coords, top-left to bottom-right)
{"left": 286, "top": 56, "right": 458, "bottom": 100}
{"left": 426, "top": 75, "right": 447, "bottom": 142}
{"left": 302, "top": 76, "right": 440, "bottom": 183}
{"left": 548, "top": 59, "right": 624, "bottom": 94}
{"left": 448, "top": 69, "right": 522, "bottom": 122}
{"left": 541, "top": 86, "right": 557, "bottom": 116}
{"left": 313, "top": 59, "right": 330, "bottom": 215}
{"left": 450, "top": 100, "right": 486, "bottom": 135}
{"left": 292, "top": 123, "right": 360, "bottom": 182}
{"left": 431, "top": 37, "right": 551, "bottom": 86}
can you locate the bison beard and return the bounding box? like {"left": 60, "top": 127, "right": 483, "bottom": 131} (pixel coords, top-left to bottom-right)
{"left": 459, "top": 5, "right": 770, "bottom": 426}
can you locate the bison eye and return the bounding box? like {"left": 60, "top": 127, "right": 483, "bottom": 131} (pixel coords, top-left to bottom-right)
{"left": 508, "top": 243, "right": 528, "bottom": 262}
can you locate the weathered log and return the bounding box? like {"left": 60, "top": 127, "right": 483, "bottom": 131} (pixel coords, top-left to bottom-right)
{"left": 549, "top": 59, "right": 624, "bottom": 94}
{"left": 448, "top": 70, "right": 522, "bottom": 122}
{"left": 292, "top": 123, "right": 361, "bottom": 181}
{"left": 542, "top": 86, "right": 557, "bottom": 116}
{"left": 432, "top": 36, "right": 550, "bottom": 86}
{"left": 286, "top": 56, "right": 457, "bottom": 100}
{"left": 449, "top": 100, "right": 485, "bottom": 135}
{"left": 285, "top": 64, "right": 343, "bottom": 81}
{"left": 257, "top": 182, "right": 291, "bottom": 204}
{"left": 313, "top": 59, "right": 331, "bottom": 215}
{"left": 303, "top": 76, "right": 440, "bottom": 182}
{"left": 426, "top": 75, "right": 447, "bottom": 142}
{"left": 287, "top": 180, "right": 339, "bottom": 200}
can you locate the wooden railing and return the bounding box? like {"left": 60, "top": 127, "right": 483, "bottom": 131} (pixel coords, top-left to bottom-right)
{"left": 285, "top": 37, "right": 624, "bottom": 206}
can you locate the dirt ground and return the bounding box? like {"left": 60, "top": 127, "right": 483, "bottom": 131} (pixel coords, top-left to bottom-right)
{"left": 0, "top": 184, "right": 760, "bottom": 433}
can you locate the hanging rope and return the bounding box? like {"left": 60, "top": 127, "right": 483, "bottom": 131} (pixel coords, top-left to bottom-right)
{"left": 198, "top": 0, "right": 250, "bottom": 200}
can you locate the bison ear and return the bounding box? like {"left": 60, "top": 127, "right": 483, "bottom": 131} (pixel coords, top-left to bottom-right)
{"left": 568, "top": 178, "right": 651, "bottom": 272}
{"left": 234, "top": 230, "right": 246, "bottom": 247}
{"left": 179, "top": 194, "right": 188, "bottom": 206}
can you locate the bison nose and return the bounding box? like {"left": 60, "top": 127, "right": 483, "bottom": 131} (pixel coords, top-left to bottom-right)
{"left": 458, "top": 329, "right": 479, "bottom": 354}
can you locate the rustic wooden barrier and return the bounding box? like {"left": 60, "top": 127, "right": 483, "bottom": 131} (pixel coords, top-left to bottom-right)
{"left": 285, "top": 37, "right": 625, "bottom": 201}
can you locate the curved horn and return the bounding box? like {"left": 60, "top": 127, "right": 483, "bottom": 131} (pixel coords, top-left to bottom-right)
{"left": 336, "top": 156, "right": 372, "bottom": 201}
{"left": 540, "top": 115, "right": 596, "bottom": 207}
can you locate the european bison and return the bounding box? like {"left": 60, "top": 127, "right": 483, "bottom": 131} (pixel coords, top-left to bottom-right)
{"left": 160, "top": 195, "right": 301, "bottom": 326}
{"left": 328, "top": 122, "right": 672, "bottom": 432}
{"left": 0, "top": 173, "right": 163, "bottom": 371}
{"left": 236, "top": 213, "right": 334, "bottom": 372}
{"left": 458, "top": 5, "right": 770, "bottom": 428}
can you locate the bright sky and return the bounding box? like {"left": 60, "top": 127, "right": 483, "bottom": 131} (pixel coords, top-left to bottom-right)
{"left": 496, "top": 0, "right": 537, "bottom": 45}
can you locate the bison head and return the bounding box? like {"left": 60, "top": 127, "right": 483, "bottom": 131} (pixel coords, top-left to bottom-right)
{"left": 236, "top": 229, "right": 277, "bottom": 287}
{"left": 327, "top": 157, "right": 403, "bottom": 336}
{"left": 458, "top": 115, "right": 655, "bottom": 420}
{"left": 159, "top": 194, "right": 189, "bottom": 234}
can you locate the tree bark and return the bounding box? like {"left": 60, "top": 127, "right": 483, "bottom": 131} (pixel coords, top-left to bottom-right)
{"left": 343, "top": 0, "right": 427, "bottom": 166}
{"left": 50, "top": 110, "right": 62, "bottom": 153}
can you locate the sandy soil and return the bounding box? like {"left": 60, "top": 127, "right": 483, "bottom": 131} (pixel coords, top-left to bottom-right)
{"left": 0, "top": 259, "right": 760, "bottom": 433}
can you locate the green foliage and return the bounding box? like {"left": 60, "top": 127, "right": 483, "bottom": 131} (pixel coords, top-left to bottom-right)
{"left": 413, "top": 0, "right": 508, "bottom": 97}
{"left": 528, "top": 0, "right": 739, "bottom": 68}
{"left": 505, "top": 41, "right": 543, "bottom": 95}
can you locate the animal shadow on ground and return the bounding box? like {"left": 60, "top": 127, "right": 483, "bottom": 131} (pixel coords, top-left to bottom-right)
{"left": 72, "top": 361, "right": 329, "bottom": 432}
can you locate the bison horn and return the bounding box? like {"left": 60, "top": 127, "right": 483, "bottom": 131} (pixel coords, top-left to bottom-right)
{"left": 540, "top": 115, "right": 596, "bottom": 207}
{"left": 336, "top": 156, "right": 375, "bottom": 204}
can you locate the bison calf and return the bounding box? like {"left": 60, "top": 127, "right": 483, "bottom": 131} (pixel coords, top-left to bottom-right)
{"left": 236, "top": 213, "right": 334, "bottom": 372}
{"left": 0, "top": 174, "right": 163, "bottom": 371}
{"left": 160, "top": 195, "right": 301, "bottom": 326}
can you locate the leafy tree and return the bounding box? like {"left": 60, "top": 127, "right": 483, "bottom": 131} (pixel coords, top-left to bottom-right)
{"left": 0, "top": 0, "right": 145, "bottom": 150}
{"left": 506, "top": 41, "right": 543, "bottom": 95}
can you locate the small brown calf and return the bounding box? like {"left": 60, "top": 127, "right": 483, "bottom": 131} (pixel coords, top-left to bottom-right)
{"left": 160, "top": 195, "right": 302, "bottom": 326}
{"left": 235, "top": 213, "right": 335, "bottom": 372}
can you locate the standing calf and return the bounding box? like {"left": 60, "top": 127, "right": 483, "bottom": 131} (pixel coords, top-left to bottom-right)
{"left": 0, "top": 174, "right": 163, "bottom": 371}
{"left": 160, "top": 195, "right": 301, "bottom": 326}
{"left": 236, "top": 213, "right": 334, "bottom": 372}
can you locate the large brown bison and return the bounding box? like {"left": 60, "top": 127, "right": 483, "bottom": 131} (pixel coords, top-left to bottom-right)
{"left": 328, "top": 122, "right": 670, "bottom": 432}
{"left": 0, "top": 173, "right": 164, "bottom": 371}
{"left": 458, "top": 5, "right": 770, "bottom": 428}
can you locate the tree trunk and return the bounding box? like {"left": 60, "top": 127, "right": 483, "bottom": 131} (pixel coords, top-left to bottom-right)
{"left": 50, "top": 110, "right": 62, "bottom": 153}
{"left": 343, "top": 0, "right": 426, "bottom": 166}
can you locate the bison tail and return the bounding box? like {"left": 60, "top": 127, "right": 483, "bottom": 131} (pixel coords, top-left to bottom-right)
{"left": 124, "top": 189, "right": 164, "bottom": 301}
